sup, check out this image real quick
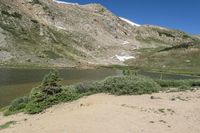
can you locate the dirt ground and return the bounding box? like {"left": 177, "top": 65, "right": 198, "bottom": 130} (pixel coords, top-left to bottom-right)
{"left": 1, "top": 90, "right": 200, "bottom": 133}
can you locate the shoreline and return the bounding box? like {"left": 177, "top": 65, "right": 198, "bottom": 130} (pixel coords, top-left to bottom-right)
{"left": 0, "top": 64, "right": 200, "bottom": 77}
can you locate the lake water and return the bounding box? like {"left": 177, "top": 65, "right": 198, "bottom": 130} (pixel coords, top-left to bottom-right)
{"left": 0, "top": 68, "right": 121, "bottom": 108}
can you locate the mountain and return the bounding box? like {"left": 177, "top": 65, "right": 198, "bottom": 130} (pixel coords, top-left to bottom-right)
{"left": 0, "top": 0, "right": 199, "bottom": 68}
{"left": 193, "top": 35, "right": 200, "bottom": 40}
{"left": 119, "top": 17, "right": 140, "bottom": 27}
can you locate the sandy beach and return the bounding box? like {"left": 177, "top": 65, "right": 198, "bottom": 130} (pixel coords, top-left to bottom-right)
{"left": 1, "top": 90, "right": 200, "bottom": 133}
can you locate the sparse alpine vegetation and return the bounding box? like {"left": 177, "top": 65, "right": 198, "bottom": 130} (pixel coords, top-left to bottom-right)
{"left": 0, "top": 121, "right": 16, "bottom": 130}
{"left": 127, "top": 41, "right": 200, "bottom": 75}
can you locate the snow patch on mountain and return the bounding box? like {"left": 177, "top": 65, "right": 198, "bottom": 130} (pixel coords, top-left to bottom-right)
{"left": 122, "top": 41, "right": 130, "bottom": 45}
{"left": 115, "top": 55, "right": 135, "bottom": 62}
{"left": 56, "top": 25, "right": 66, "bottom": 30}
{"left": 53, "top": 0, "right": 79, "bottom": 6}
{"left": 120, "top": 17, "right": 140, "bottom": 27}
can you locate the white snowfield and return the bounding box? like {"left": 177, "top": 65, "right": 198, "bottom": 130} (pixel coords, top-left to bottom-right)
{"left": 115, "top": 55, "right": 135, "bottom": 62}
{"left": 53, "top": 0, "right": 79, "bottom": 6}
{"left": 56, "top": 25, "right": 67, "bottom": 30}
{"left": 122, "top": 41, "right": 130, "bottom": 45}
{"left": 120, "top": 17, "right": 140, "bottom": 27}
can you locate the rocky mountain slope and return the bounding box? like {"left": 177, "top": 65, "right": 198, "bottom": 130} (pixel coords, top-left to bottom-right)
{"left": 0, "top": 0, "right": 199, "bottom": 68}
{"left": 193, "top": 35, "right": 200, "bottom": 40}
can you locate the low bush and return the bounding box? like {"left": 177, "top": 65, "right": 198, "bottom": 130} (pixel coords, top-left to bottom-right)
{"left": 189, "top": 79, "right": 200, "bottom": 87}
{"left": 155, "top": 79, "right": 200, "bottom": 88}
{"left": 25, "top": 86, "right": 79, "bottom": 114}
{"left": 23, "top": 70, "right": 81, "bottom": 114}
{"left": 100, "top": 76, "right": 160, "bottom": 95}
{"left": 4, "top": 97, "right": 28, "bottom": 116}
{"left": 178, "top": 85, "right": 192, "bottom": 91}
{"left": 155, "top": 79, "right": 190, "bottom": 87}
{"left": 0, "top": 121, "right": 16, "bottom": 130}
{"left": 74, "top": 76, "right": 160, "bottom": 95}
{"left": 74, "top": 81, "right": 103, "bottom": 94}
{"left": 122, "top": 69, "right": 138, "bottom": 76}
{"left": 4, "top": 70, "right": 68, "bottom": 115}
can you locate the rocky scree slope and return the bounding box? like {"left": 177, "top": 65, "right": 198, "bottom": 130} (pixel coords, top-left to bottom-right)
{"left": 0, "top": 0, "right": 198, "bottom": 67}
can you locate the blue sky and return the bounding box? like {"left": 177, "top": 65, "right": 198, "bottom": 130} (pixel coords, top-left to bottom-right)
{"left": 59, "top": 0, "right": 200, "bottom": 34}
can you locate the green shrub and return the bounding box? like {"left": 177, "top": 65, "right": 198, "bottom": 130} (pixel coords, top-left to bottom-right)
{"left": 178, "top": 85, "right": 191, "bottom": 91}
{"left": 25, "top": 86, "right": 80, "bottom": 114}
{"left": 24, "top": 70, "right": 63, "bottom": 114}
{"left": 25, "top": 100, "right": 46, "bottom": 114}
{"left": 74, "top": 76, "right": 161, "bottom": 95}
{"left": 4, "top": 70, "right": 65, "bottom": 115}
{"left": 74, "top": 81, "right": 102, "bottom": 94}
{"left": 122, "top": 69, "right": 138, "bottom": 76}
{"left": 4, "top": 97, "right": 28, "bottom": 116}
{"left": 189, "top": 79, "right": 200, "bottom": 87}
{"left": 155, "top": 80, "right": 190, "bottom": 87}
{"left": 100, "top": 76, "right": 161, "bottom": 95}
{"left": 55, "top": 87, "right": 80, "bottom": 102}
{"left": 155, "top": 79, "right": 200, "bottom": 88}
{"left": 0, "top": 121, "right": 16, "bottom": 130}
{"left": 40, "top": 70, "right": 62, "bottom": 95}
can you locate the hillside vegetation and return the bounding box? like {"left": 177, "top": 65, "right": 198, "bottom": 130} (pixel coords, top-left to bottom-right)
{"left": 0, "top": 0, "right": 199, "bottom": 68}
{"left": 127, "top": 41, "right": 200, "bottom": 75}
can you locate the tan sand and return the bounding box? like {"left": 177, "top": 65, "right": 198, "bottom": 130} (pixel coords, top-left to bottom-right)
{"left": 0, "top": 90, "right": 200, "bottom": 133}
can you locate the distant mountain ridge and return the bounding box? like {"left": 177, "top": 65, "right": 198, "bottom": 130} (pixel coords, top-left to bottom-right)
{"left": 0, "top": 0, "right": 199, "bottom": 68}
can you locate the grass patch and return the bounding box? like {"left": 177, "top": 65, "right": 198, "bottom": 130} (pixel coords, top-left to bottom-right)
{"left": 159, "top": 42, "right": 198, "bottom": 52}
{"left": 128, "top": 46, "right": 200, "bottom": 76}
{"left": 158, "top": 108, "right": 165, "bottom": 113}
{"left": 155, "top": 79, "right": 200, "bottom": 88}
{"left": 136, "top": 36, "right": 166, "bottom": 45}
{"left": 43, "top": 50, "right": 62, "bottom": 60}
{"left": 0, "top": 121, "right": 16, "bottom": 130}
